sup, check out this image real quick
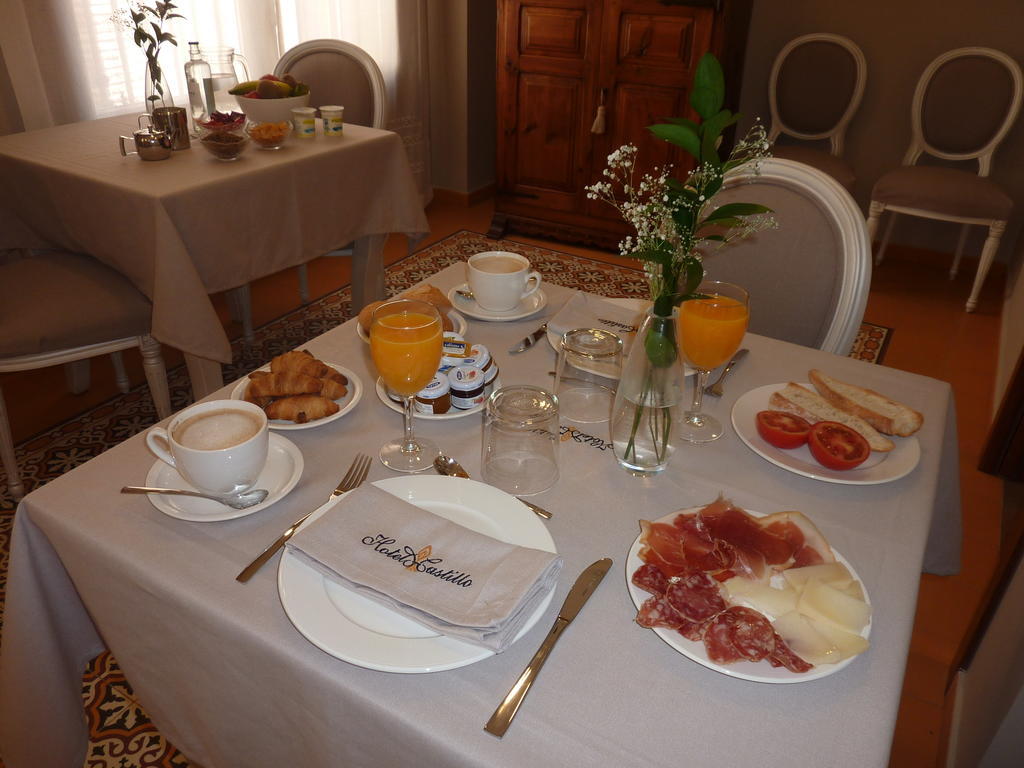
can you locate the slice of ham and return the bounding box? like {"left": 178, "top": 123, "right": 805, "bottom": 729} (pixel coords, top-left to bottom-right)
{"left": 759, "top": 510, "right": 836, "bottom": 567}
{"left": 697, "top": 499, "right": 795, "bottom": 579}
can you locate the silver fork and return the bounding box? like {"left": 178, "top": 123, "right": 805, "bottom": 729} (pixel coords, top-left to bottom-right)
{"left": 235, "top": 453, "right": 372, "bottom": 583}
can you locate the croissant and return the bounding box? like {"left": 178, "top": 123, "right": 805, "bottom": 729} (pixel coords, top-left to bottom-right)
{"left": 270, "top": 350, "right": 328, "bottom": 378}
{"left": 247, "top": 371, "right": 321, "bottom": 397}
{"left": 265, "top": 395, "right": 340, "bottom": 423}
{"left": 319, "top": 377, "right": 348, "bottom": 400}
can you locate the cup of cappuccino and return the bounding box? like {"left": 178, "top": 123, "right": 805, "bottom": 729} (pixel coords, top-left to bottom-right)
{"left": 145, "top": 400, "right": 269, "bottom": 495}
{"left": 466, "top": 251, "right": 542, "bottom": 312}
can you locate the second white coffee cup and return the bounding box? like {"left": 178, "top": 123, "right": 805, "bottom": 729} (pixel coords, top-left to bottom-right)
{"left": 467, "top": 251, "right": 542, "bottom": 312}
{"left": 146, "top": 399, "right": 269, "bottom": 495}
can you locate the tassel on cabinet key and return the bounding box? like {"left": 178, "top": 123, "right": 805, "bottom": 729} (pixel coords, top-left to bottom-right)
{"left": 590, "top": 88, "right": 606, "bottom": 134}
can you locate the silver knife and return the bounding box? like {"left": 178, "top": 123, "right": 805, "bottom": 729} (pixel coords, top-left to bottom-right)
{"left": 484, "top": 557, "right": 612, "bottom": 737}
{"left": 508, "top": 322, "right": 548, "bottom": 354}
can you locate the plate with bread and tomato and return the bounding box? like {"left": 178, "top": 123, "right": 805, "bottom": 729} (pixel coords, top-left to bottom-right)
{"left": 731, "top": 369, "right": 922, "bottom": 485}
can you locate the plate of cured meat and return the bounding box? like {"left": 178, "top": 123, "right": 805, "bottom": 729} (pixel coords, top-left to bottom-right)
{"left": 626, "top": 497, "right": 872, "bottom": 683}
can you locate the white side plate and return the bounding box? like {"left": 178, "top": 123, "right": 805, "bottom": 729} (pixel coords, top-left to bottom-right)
{"left": 230, "top": 362, "right": 362, "bottom": 431}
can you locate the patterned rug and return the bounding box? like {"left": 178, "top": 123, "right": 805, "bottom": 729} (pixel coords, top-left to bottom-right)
{"left": 0, "top": 229, "right": 890, "bottom": 767}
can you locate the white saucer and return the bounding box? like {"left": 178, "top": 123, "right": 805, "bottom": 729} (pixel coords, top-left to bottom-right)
{"left": 142, "top": 433, "right": 304, "bottom": 522}
{"left": 357, "top": 308, "right": 467, "bottom": 342}
{"left": 447, "top": 284, "right": 548, "bottom": 322}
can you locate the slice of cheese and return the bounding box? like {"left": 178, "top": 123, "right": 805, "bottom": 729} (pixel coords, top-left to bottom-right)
{"left": 723, "top": 577, "right": 799, "bottom": 620}
{"left": 812, "top": 616, "right": 870, "bottom": 661}
{"left": 797, "top": 578, "right": 871, "bottom": 635}
{"left": 840, "top": 580, "right": 865, "bottom": 601}
{"left": 782, "top": 562, "right": 854, "bottom": 590}
{"left": 772, "top": 611, "right": 843, "bottom": 665}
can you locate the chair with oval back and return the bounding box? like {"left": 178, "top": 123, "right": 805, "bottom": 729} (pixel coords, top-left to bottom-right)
{"left": 865, "top": 47, "right": 1022, "bottom": 312}
{"left": 228, "top": 40, "right": 388, "bottom": 344}
{"left": 702, "top": 158, "right": 872, "bottom": 356}
{"left": 768, "top": 33, "right": 867, "bottom": 192}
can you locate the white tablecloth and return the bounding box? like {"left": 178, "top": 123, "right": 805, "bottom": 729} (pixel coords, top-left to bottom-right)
{"left": 0, "top": 116, "right": 428, "bottom": 389}
{"left": 0, "top": 263, "right": 961, "bottom": 767}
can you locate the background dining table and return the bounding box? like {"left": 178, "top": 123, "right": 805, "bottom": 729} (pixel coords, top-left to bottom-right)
{"left": 0, "top": 113, "right": 428, "bottom": 397}
{"left": 0, "top": 263, "right": 961, "bottom": 767}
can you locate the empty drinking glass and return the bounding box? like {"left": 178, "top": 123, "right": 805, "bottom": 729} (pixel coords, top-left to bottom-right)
{"left": 553, "top": 328, "right": 622, "bottom": 423}
{"left": 482, "top": 385, "right": 559, "bottom": 496}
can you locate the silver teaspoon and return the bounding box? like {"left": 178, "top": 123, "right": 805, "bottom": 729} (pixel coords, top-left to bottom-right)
{"left": 455, "top": 288, "right": 475, "bottom": 301}
{"left": 433, "top": 454, "right": 552, "bottom": 520}
{"left": 121, "top": 486, "right": 269, "bottom": 509}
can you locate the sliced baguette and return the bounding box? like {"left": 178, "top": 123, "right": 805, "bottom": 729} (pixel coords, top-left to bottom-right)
{"left": 809, "top": 369, "right": 923, "bottom": 437}
{"left": 769, "top": 383, "right": 895, "bottom": 452}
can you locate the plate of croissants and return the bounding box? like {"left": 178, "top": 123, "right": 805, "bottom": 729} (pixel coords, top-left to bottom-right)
{"left": 229, "top": 350, "right": 363, "bottom": 430}
{"left": 356, "top": 283, "right": 467, "bottom": 342}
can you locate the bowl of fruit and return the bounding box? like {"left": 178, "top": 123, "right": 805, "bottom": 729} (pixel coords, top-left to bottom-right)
{"left": 245, "top": 120, "right": 292, "bottom": 150}
{"left": 231, "top": 74, "right": 311, "bottom": 124}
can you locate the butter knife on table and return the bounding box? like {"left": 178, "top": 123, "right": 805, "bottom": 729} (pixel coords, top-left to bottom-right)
{"left": 508, "top": 322, "right": 548, "bottom": 354}
{"left": 484, "top": 557, "right": 612, "bottom": 737}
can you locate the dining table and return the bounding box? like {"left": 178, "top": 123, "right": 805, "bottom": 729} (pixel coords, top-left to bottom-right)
{"left": 0, "top": 113, "right": 429, "bottom": 398}
{"left": 0, "top": 262, "right": 961, "bottom": 768}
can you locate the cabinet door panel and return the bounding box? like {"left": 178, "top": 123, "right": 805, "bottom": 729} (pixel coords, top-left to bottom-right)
{"left": 512, "top": 74, "right": 583, "bottom": 210}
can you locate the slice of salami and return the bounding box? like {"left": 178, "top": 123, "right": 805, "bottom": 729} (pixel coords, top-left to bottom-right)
{"left": 702, "top": 611, "right": 744, "bottom": 664}
{"left": 664, "top": 571, "right": 727, "bottom": 623}
{"left": 631, "top": 563, "right": 669, "bottom": 596}
{"left": 767, "top": 631, "right": 814, "bottom": 673}
{"left": 636, "top": 595, "right": 684, "bottom": 629}
{"left": 724, "top": 606, "right": 775, "bottom": 662}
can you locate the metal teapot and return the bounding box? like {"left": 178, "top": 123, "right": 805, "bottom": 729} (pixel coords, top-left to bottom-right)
{"left": 119, "top": 127, "right": 173, "bottom": 161}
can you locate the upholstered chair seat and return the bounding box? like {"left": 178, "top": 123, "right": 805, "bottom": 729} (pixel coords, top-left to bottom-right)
{"left": 872, "top": 165, "right": 1013, "bottom": 221}
{"left": 772, "top": 145, "right": 857, "bottom": 192}
{"left": 0, "top": 251, "right": 171, "bottom": 501}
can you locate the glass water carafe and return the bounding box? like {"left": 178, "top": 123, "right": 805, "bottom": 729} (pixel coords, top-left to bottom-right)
{"left": 199, "top": 46, "right": 250, "bottom": 115}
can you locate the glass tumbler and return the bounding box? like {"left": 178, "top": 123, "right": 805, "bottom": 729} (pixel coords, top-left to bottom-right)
{"left": 553, "top": 328, "right": 622, "bottom": 423}
{"left": 482, "top": 385, "right": 559, "bottom": 496}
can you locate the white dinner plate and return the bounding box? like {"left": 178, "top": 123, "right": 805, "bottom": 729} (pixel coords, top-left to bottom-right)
{"left": 143, "top": 433, "right": 303, "bottom": 522}
{"left": 545, "top": 297, "right": 694, "bottom": 378}
{"left": 277, "top": 475, "right": 557, "bottom": 673}
{"left": 625, "top": 506, "right": 871, "bottom": 683}
{"left": 357, "top": 308, "right": 467, "bottom": 343}
{"left": 447, "top": 284, "right": 548, "bottom": 321}
{"left": 375, "top": 376, "right": 501, "bottom": 420}
{"left": 229, "top": 362, "right": 362, "bottom": 431}
{"left": 731, "top": 383, "right": 921, "bottom": 485}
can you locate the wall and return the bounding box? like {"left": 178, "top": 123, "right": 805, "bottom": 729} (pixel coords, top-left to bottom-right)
{"left": 737, "top": 1, "right": 1024, "bottom": 263}
{"left": 427, "top": 0, "right": 496, "bottom": 197}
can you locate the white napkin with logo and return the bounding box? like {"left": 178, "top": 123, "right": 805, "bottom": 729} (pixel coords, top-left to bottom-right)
{"left": 285, "top": 484, "right": 562, "bottom": 652}
{"left": 548, "top": 292, "right": 645, "bottom": 355}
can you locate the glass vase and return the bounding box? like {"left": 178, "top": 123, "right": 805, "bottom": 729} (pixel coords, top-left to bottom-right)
{"left": 144, "top": 58, "right": 175, "bottom": 111}
{"left": 610, "top": 307, "right": 685, "bottom": 474}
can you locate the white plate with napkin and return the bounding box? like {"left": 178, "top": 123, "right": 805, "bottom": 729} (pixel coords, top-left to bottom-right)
{"left": 278, "top": 476, "right": 560, "bottom": 672}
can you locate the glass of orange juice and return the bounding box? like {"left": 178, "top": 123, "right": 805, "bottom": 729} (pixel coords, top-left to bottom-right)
{"left": 370, "top": 298, "right": 444, "bottom": 471}
{"left": 676, "top": 280, "right": 749, "bottom": 443}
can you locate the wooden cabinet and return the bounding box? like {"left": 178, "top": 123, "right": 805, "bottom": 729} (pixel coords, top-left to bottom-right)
{"left": 490, "top": 0, "right": 752, "bottom": 248}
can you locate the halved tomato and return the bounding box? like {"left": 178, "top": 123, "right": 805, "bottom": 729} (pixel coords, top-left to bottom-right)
{"left": 808, "top": 421, "right": 870, "bottom": 470}
{"left": 755, "top": 410, "right": 811, "bottom": 449}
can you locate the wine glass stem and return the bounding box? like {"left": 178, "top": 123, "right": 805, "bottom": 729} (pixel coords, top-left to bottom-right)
{"left": 401, "top": 395, "right": 418, "bottom": 453}
{"left": 691, "top": 369, "right": 710, "bottom": 414}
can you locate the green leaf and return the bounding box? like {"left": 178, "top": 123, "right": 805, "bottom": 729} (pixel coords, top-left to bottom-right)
{"left": 700, "top": 234, "right": 727, "bottom": 242}
{"left": 702, "top": 202, "right": 772, "bottom": 222}
{"left": 680, "top": 258, "right": 705, "bottom": 296}
{"left": 699, "top": 216, "right": 744, "bottom": 229}
{"left": 660, "top": 117, "right": 700, "bottom": 133}
{"left": 690, "top": 53, "right": 725, "bottom": 119}
{"left": 648, "top": 123, "right": 699, "bottom": 159}
{"left": 671, "top": 206, "right": 693, "bottom": 232}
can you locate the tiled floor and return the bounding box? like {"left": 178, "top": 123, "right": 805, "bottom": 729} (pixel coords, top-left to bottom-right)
{"left": 1, "top": 194, "right": 1007, "bottom": 767}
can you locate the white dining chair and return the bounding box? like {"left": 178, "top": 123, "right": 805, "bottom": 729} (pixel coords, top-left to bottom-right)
{"left": 0, "top": 251, "right": 172, "bottom": 501}
{"left": 701, "top": 157, "right": 872, "bottom": 356}
{"left": 228, "top": 39, "right": 388, "bottom": 345}
{"left": 866, "top": 47, "right": 1022, "bottom": 312}
{"left": 768, "top": 33, "right": 867, "bottom": 192}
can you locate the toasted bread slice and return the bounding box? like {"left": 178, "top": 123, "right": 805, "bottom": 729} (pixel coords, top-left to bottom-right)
{"left": 809, "top": 370, "right": 923, "bottom": 437}
{"left": 769, "top": 383, "right": 895, "bottom": 452}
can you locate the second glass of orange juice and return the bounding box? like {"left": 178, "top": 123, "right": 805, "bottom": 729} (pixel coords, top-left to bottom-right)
{"left": 676, "top": 280, "right": 748, "bottom": 443}
{"left": 370, "top": 298, "right": 443, "bottom": 471}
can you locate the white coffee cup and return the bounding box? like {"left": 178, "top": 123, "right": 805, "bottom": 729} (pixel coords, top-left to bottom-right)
{"left": 467, "top": 251, "right": 542, "bottom": 312}
{"left": 145, "top": 400, "right": 269, "bottom": 495}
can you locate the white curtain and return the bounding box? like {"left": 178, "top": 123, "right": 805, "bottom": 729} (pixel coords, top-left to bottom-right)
{"left": 0, "top": 0, "right": 430, "bottom": 197}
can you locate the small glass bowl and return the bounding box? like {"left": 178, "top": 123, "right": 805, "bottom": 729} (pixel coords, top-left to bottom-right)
{"left": 198, "top": 129, "right": 248, "bottom": 161}
{"left": 245, "top": 120, "right": 292, "bottom": 150}
{"left": 196, "top": 112, "right": 246, "bottom": 133}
